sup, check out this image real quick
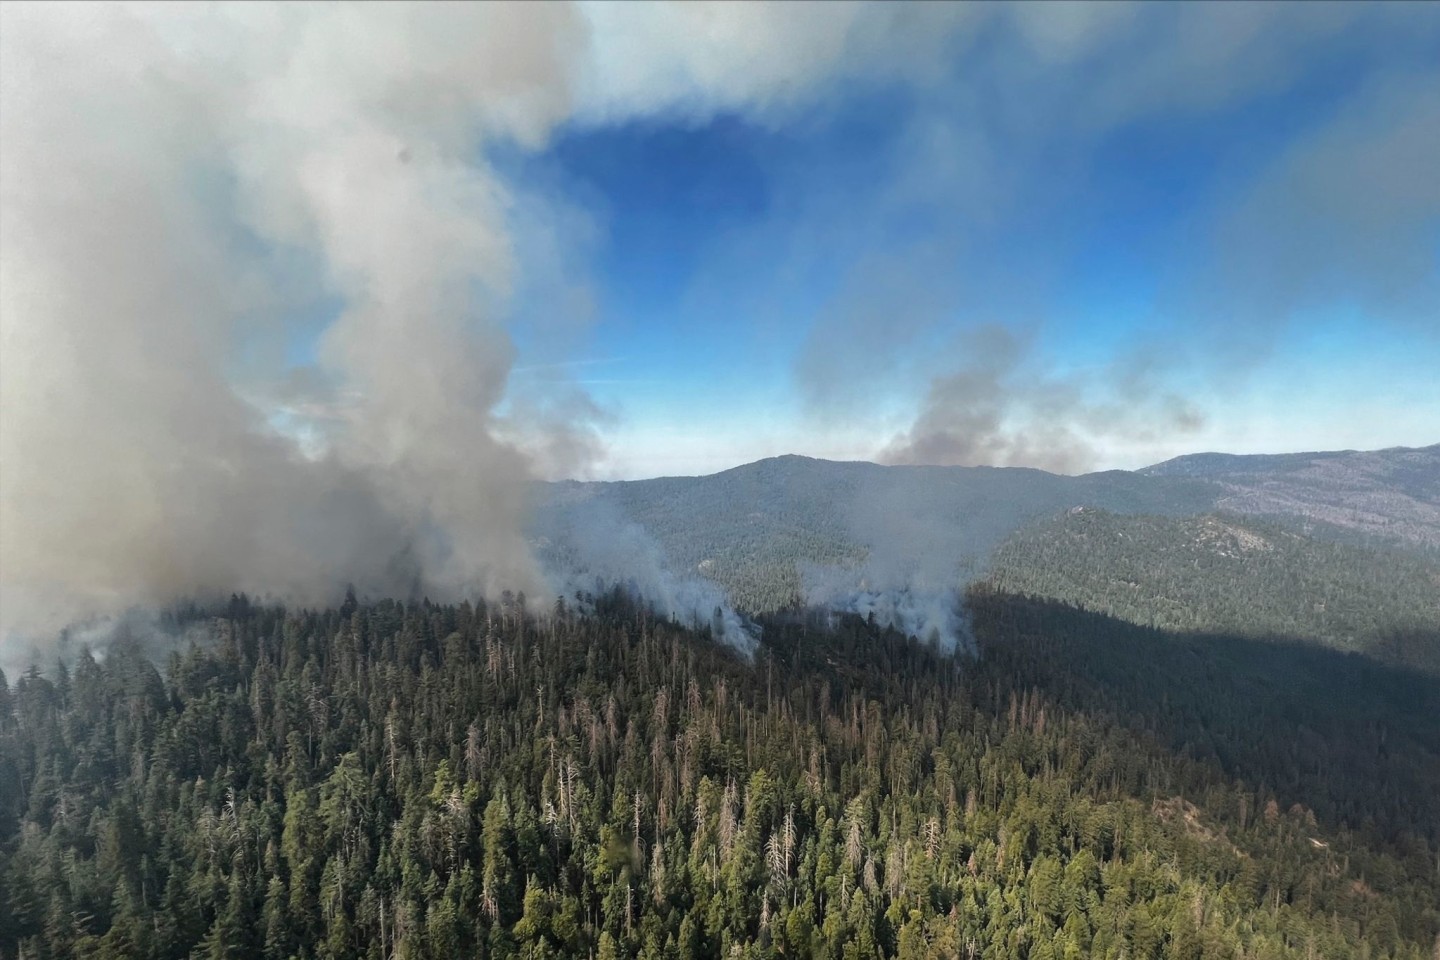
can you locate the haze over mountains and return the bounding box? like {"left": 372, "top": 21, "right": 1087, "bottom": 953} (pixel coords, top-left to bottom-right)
{"left": 533, "top": 443, "right": 1440, "bottom": 668}
{"left": 1141, "top": 443, "right": 1440, "bottom": 550}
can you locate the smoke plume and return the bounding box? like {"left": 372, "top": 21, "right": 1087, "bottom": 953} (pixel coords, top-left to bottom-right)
{"left": 0, "top": 4, "right": 588, "bottom": 644}
{"left": 780, "top": 3, "right": 1439, "bottom": 471}
{"left": 3, "top": 2, "right": 1434, "bottom": 661}
{"left": 2, "top": 1, "right": 900, "bottom": 655}
{"left": 879, "top": 327, "right": 1205, "bottom": 473}
{"left": 532, "top": 496, "right": 759, "bottom": 655}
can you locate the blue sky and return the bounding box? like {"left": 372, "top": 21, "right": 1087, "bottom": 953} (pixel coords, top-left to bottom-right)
{"left": 473, "top": 3, "right": 1440, "bottom": 478}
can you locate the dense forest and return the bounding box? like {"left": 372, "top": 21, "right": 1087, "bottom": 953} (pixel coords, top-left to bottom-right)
{"left": 2, "top": 589, "right": 1437, "bottom": 959}
{"left": 985, "top": 509, "right": 1440, "bottom": 672}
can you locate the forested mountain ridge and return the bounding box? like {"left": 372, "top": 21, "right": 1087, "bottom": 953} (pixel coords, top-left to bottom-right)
{"left": 1139, "top": 444, "right": 1440, "bottom": 552}
{"left": 2, "top": 592, "right": 1438, "bottom": 959}
{"left": 532, "top": 446, "right": 1440, "bottom": 667}
{"left": 5, "top": 445, "right": 1433, "bottom": 959}
{"left": 985, "top": 508, "right": 1440, "bottom": 672}
{"left": 532, "top": 455, "right": 1225, "bottom": 615}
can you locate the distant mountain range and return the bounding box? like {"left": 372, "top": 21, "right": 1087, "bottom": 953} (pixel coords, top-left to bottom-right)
{"left": 1141, "top": 443, "right": 1440, "bottom": 550}
{"left": 531, "top": 444, "right": 1440, "bottom": 669}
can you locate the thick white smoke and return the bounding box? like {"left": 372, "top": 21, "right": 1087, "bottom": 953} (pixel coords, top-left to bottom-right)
{"left": 0, "top": 2, "right": 913, "bottom": 656}
{"left": 0, "top": 4, "right": 585, "bottom": 644}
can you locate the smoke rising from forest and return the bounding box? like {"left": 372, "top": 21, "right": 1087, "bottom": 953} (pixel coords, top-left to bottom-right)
{"left": 878, "top": 327, "right": 1206, "bottom": 473}
{"left": 533, "top": 498, "right": 760, "bottom": 656}
{"left": 0, "top": 5, "right": 590, "bottom": 648}
{"left": 2, "top": 3, "right": 1435, "bottom": 662}
{"left": 0, "top": 2, "right": 909, "bottom": 656}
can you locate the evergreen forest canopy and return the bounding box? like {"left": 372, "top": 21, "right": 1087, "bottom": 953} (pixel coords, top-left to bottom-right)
{"left": 3, "top": 444, "right": 1439, "bottom": 959}
{"left": 2, "top": 588, "right": 1438, "bottom": 960}
{"left": 985, "top": 509, "right": 1440, "bottom": 673}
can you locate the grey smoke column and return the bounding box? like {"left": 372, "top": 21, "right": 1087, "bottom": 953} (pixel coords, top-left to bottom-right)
{"left": 0, "top": 1, "right": 938, "bottom": 648}
{"left": 0, "top": 4, "right": 586, "bottom": 639}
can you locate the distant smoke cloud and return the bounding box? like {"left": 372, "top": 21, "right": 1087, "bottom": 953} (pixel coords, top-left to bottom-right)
{"left": 878, "top": 328, "right": 1205, "bottom": 474}
{"left": 781, "top": 2, "right": 1439, "bottom": 470}
{"left": 574, "top": 2, "right": 977, "bottom": 122}
{"left": 879, "top": 328, "right": 1092, "bottom": 473}
{"left": 1197, "top": 69, "right": 1440, "bottom": 355}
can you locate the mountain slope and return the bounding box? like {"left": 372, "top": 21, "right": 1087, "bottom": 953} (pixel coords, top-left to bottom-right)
{"left": 985, "top": 508, "right": 1440, "bottom": 672}
{"left": 532, "top": 444, "right": 1440, "bottom": 668}
{"left": 534, "top": 456, "right": 1223, "bottom": 613}
{"left": 1141, "top": 444, "right": 1440, "bottom": 552}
